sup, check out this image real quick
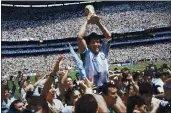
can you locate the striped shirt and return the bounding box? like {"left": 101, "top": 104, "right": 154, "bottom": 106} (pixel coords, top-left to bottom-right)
{"left": 83, "top": 39, "right": 110, "bottom": 87}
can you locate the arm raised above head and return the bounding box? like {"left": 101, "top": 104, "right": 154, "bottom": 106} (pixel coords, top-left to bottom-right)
{"left": 90, "top": 14, "right": 112, "bottom": 41}
{"left": 78, "top": 21, "right": 88, "bottom": 54}
{"left": 96, "top": 20, "right": 112, "bottom": 41}
{"left": 78, "top": 14, "right": 94, "bottom": 53}
{"left": 41, "top": 56, "right": 63, "bottom": 98}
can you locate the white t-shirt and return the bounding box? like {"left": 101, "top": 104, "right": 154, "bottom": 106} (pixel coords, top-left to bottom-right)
{"left": 61, "top": 106, "right": 74, "bottom": 113}
{"left": 152, "top": 78, "right": 164, "bottom": 93}
{"left": 48, "top": 99, "right": 64, "bottom": 112}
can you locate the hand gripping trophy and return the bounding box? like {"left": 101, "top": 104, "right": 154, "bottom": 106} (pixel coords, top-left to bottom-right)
{"left": 84, "top": 5, "right": 99, "bottom": 24}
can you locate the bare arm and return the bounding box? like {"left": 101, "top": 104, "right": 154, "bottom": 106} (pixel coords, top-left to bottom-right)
{"left": 77, "top": 21, "right": 88, "bottom": 53}
{"left": 79, "top": 77, "right": 93, "bottom": 94}
{"left": 153, "top": 92, "right": 164, "bottom": 99}
{"left": 130, "top": 80, "right": 139, "bottom": 94}
{"left": 58, "top": 70, "right": 68, "bottom": 96}
{"left": 128, "top": 75, "right": 139, "bottom": 94}
{"left": 33, "top": 75, "right": 47, "bottom": 87}
{"left": 96, "top": 22, "right": 112, "bottom": 41}
{"left": 78, "top": 14, "right": 93, "bottom": 53}
{"left": 92, "top": 14, "right": 111, "bottom": 41}
{"left": 41, "top": 56, "right": 63, "bottom": 98}
{"left": 112, "top": 95, "right": 127, "bottom": 113}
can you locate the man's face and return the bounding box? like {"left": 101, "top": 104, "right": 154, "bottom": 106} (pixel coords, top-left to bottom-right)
{"left": 88, "top": 39, "right": 101, "bottom": 55}
{"left": 65, "top": 77, "right": 73, "bottom": 89}
{"left": 47, "top": 88, "right": 56, "bottom": 100}
{"left": 108, "top": 87, "right": 118, "bottom": 104}
{"left": 71, "top": 90, "right": 81, "bottom": 106}
{"left": 5, "top": 90, "right": 10, "bottom": 99}
{"left": 14, "top": 102, "right": 25, "bottom": 112}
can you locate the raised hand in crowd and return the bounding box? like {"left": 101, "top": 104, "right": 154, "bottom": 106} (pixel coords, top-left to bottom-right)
{"left": 41, "top": 56, "right": 63, "bottom": 99}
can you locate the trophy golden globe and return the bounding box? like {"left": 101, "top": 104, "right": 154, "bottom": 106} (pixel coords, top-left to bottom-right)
{"left": 84, "top": 5, "right": 99, "bottom": 24}
{"left": 84, "top": 5, "right": 95, "bottom": 16}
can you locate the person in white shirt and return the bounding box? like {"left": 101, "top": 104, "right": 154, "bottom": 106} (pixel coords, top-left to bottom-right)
{"left": 152, "top": 71, "right": 164, "bottom": 99}
{"left": 46, "top": 87, "right": 64, "bottom": 112}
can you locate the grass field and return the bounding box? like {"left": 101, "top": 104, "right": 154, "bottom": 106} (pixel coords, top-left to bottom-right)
{"left": 7, "top": 60, "right": 170, "bottom": 98}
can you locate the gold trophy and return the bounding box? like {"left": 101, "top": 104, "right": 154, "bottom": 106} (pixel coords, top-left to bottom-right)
{"left": 84, "top": 5, "right": 95, "bottom": 16}
{"left": 84, "top": 5, "right": 99, "bottom": 24}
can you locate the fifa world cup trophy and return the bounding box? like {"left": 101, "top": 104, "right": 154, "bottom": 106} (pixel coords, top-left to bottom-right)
{"left": 84, "top": 5, "right": 99, "bottom": 24}
{"left": 84, "top": 5, "right": 95, "bottom": 16}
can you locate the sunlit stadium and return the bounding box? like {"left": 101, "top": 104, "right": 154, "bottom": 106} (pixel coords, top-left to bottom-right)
{"left": 1, "top": 1, "right": 171, "bottom": 113}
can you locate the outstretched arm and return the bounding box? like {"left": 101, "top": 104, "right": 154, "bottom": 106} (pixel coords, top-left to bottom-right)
{"left": 77, "top": 22, "right": 87, "bottom": 53}
{"left": 78, "top": 14, "right": 93, "bottom": 53}
{"left": 92, "top": 14, "right": 112, "bottom": 41}
{"left": 97, "top": 22, "right": 112, "bottom": 41}
{"left": 58, "top": 70, "right": 68, "bottom": 100}
{"left": 33, "top": 75, "right": 47, "bottom": 87}
{"left": 41, "top": 56, "right": 63, "bottom": 98}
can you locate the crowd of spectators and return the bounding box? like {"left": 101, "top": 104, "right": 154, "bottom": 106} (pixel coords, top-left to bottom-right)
{"left": 2, "top": 1, "right": 171, "bottom": 41}
{"left": 1, "top": 53, "right": 76, "bottom": 77}
{"left": 108, "top": 42, "right": 171, "bottom": 63}
{"left": 2, "top": 42, "right": 171, "bottom": 77}
{"left": 1, "top": 55, "right": 171, "bottom": 113}
{"left": 1, "top": 2, "right": 171, "bottom": 113}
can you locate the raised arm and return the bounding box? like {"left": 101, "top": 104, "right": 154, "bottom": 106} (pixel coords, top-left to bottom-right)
{"left": 127, "top": 75, "right": 139, "bottom": 94}
{"left": 33, "top": 75, "right": 47, "bottom": 87}
{"left": 77, "top": 22, "right": 87, "bottom": 53}
{"left": 78, "top": 14, "right": 93, "bottom": 53}
{"left": 93, "top": 14, "right": 112, "bottom": 41}
{"left": 41, "top": 56, "right": 63, "bottom": 98}
{"left": 58, "top": 70, "right": 68, "bottom": 100}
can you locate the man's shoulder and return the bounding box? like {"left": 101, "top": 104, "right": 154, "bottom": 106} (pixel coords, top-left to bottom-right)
{"left": 93, "top": 94, "right": 109, "bottom": 112}
{"left": 93, "top": 94, "right": 103, "bottom": 99}
{"left": 93, "top": 94, "right": 106, "bottom": 104}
